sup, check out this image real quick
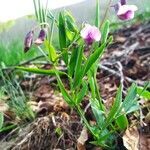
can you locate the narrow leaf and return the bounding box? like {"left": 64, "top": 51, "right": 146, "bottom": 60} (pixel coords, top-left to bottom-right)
{"left": 116, "top": 114, "right": 128, "bottom": 130}
{"left": 65, "top": 10, "right": 78, "bottom": 33}
{"left": 16, "top": 66, "right": 66, "bottom": 76}
{"left": 59, "top": 12, "right": 68, "bottom": 64}
{"left": 95, "top": 0, "right": 100, "bottom": 27}
{"left": 76, "top": 81, "right": 88, "bottom": 104}
{"left": 83, "top": 43, "right": 106, "bottom": 76}
{"left": 101, "top": 20, "right": 110, "bottom": 43}
{"left": 122, "top": 83, "right": 137, "bottom": 113}
{"left": 137, "top": 86, "right": 150, "bottom": 100}
{"left": 68, "top": 46, "right": 78, "bottom": 77}
{"left": 0, "top": 112, "right": 4, "bottom": 129}
{"left": 90, "top": 98, "right": 105, "bottom": 127}
{"left": 59, "top": 12, "right": 67, "bottom": 49}
{"left": 55, "top": 71, "right": 73, "bottom": 106}
{"left": 45, "top": 40, "right": 58, "bottom": 62}
{"left": 102, "top": 85, "right": 122, "bottom": 129}
{"left": 73, "top": 46, "right": 84, "bottom": 88}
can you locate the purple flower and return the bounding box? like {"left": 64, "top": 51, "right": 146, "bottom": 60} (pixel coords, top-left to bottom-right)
{"left": 34, "top": 28, "right": 47, "bottom": 45}
{"left": 80, "top": 24, "right": 101, "bottom": 45}
{"left": 24, "top": 31, "right": 34, "bottom": 53}
{"left": 113, "top": 1, "right": 138, "bottom": 21}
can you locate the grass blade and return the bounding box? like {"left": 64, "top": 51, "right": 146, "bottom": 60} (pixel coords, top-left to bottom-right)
{"left": 95, "top": 0, "right": 100, "bottom": 27}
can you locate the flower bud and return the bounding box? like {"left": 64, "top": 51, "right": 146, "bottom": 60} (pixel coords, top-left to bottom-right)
{"left": 80, "top": 24, "right": 101, "bottom": 45}
{"left": 24, "top": 31, "right": 34, "bottom": 53}
{"left": 34, "top": 28, "right": 47, "bottom": 45}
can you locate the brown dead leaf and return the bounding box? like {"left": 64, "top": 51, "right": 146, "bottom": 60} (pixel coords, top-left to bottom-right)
{"left": 123, "top": 126, "right": 150, "bottom": 150}
{"left": 0, "top": 101, "right": 9, "bottom": 112}
{"left": 115, "top": 36, "right": 126, "bottom": 43}
{"left": 139, "top": 133, "right": 150, "bottom": 150}
{"left": 123, "top": 126, "right": 139, "bottom": 150}
{"left": 34, "top": 84, "right": 54, "bottom": 99}
{"left": 77, "top": 127, "right": 88, "bottom": 150}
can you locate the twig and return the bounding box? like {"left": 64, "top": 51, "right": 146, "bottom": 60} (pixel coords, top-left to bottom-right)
{"left": 99, "top": 63, "right": 145, "bottom": 86}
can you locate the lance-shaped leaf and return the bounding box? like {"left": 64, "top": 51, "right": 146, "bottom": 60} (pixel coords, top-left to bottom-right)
{"left": 101, "top": 20, "right": 110, "bottom": 43}
{"left": 90, "top": 98, "right": 105, "bottom": 128}
{"left": 44, "top": 40, "right": 58, "bottom": 62}
{"left": 16, "top": 66, "right": 66, "bottom": 76}
{"left": 121, "top": 83, "right": 137, "bottom": 113}
{"left": 73, "top": 46, "right": 84, "bottom": 89}
{"left": 83, "top": 42, "right": 106, "bottom": 77}
{"left": 102, "top": 85, "right": 122, "bottom": 129}
{"left": 76, "top": 81, "right": 88, "bottom": 104}
{"left": 116, "top": 114, "right": 128, "bottom": 130}
{"left": 65, "top": 10, "right": 78, "bottom": 33}
{"left": 59, "top": 12, "right": 68, "bottom": 64}
{"left": 55, "top": 71, "right": 73, "bottom": 106}
{"left": 68, "top": 46, "right": 79, "bottom": 77}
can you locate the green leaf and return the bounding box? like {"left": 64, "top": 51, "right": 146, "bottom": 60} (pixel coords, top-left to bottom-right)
{"left": 65, "top": 10, "right": 78, "bottom": 33}
{"left": 101, "top": 20, "right": 110, "bottom": 43}
{"left": 122, "top": 83, "right": 137, "bottom": 113}
{"left": 95, "top": 0, "right": 100, "bottom": 27}
{"left": 73, "top": 46, "right": 84, "bottom": 89}
{"left": 137, "top": 86, "right": 150, "bottom": 100}
{"left": 68, "top": 46, "right": 78, "bottom": 77}
{"left": 0, "top": 112, "right": 4, "bottom": 129}
{"left": 59, "top": 12, "right": 67, "bottom": 49}
{"left": 59, "top": 12, "right": 68, "bottom": 64}
{"left": 116, "top": 114, "right": 128, "bottom": 130}
{"left": 76, "top": 81, "right": 88, "bottom": 104}
{"left": 83, "top": 43, "right": 106, "bottom": 76}
{"left": 55, "top": 71, "right": 73, "bottom": 106}
{"left": 16, "top": 66, "right": 66, "bottom": 76}
{"left": 88, "top": 75, "right": 96, "bottom": 99}
{"left": 102, "top": 85, "right": 122, "bottom": 129}
{"left": 0, "top": 124, "right": 17, "bottom": 133}
{"left": 90, "top": 98, "right": 105, "bottom": 127}
{"left": 44, "top": 40, "right": 58, "bottom": 62}
{"left": 66, "top": 29, "right": 75, "bottom": 41}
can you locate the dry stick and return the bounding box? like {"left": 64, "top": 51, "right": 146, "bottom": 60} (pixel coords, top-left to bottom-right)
{"left": 98, "top": 64, "right": 145, "bottom": 86}
{"left": 12, "top": 131, "right": 34, "bottom": 150}
{"left": 116, "top": 61, "right": 124, "bottom": 89}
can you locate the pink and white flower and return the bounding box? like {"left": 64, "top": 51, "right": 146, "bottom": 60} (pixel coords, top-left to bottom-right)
{"left": 80, "top": 24, "right": 101, "bottom": 45}
{"left": 113, "top": 0, "right": 138, "bottom": 21}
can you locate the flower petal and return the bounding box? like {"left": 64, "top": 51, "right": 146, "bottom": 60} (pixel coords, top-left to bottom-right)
{"left": 117, "top": 5, "right": 138, "bottom": 15}
{"left": 80, "top": 24, "right": 101, "bottom": 45}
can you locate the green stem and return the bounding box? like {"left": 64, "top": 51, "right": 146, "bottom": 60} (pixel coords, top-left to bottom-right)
{"left": 93, "top": 75, "right": 105, "bottom": 111}
{"left": 76, "top": 105, "right": 95, "bottom": 135}
{"left": 100, "top": 0, "right": 112, "bottom": 28}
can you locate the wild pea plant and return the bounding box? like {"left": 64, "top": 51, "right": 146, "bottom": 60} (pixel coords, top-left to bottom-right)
{"left": 17, "top": 0, "right": 141, "bottom": 148}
